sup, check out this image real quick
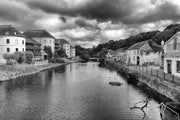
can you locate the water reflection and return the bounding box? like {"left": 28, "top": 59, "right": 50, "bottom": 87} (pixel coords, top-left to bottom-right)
{"left": 0, "top": 62, "right": 161, "bottom": 120}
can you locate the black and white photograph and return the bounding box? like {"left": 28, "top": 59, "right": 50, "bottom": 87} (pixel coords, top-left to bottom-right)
{"left": 0, "top": 0, "right": 180, "bottom": 120}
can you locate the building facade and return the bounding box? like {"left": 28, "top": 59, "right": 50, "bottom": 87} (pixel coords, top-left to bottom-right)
{"left": 126, "top": 40, "right": 162, "bottom": 65}
{"left": 25, "top": 37, "right": 41, "bottom": 60}
{"left": 115, "top": 48, "right": 126, "bottom": 62}
{"left": 106, "top": 50, "right": 116, "bottom": 61}
{"left": 164, "top": 32, "right": 180, "bottom": 76}
{"left": 63, "top": 44, "right": 71, "bottom": 58}
{"left": 70, "top": 46, "right": 76, "bottom": 58}
{"left": 0, "top": 25, "right": 26, "bottom": 63}
{"left": 55, "top": 39, "right": 63, "bottom": 52}
{"left": 23, "top": 30, "right": 55, "bottom": 59}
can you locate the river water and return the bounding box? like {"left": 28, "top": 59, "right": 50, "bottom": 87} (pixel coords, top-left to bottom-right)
{"left": 0, "top": 62, "right": 161, "bottom": 120}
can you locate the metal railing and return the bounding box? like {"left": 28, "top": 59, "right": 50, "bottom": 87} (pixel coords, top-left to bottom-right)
{"left": 160, "top": 102, "right": 180, "bottom": 120}
{"left": 129, "top": 65, "right": 180, "bottom": 86}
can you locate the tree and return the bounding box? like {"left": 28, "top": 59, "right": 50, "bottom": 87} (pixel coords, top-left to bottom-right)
{"left": 75, "top": 45, "right": 89, "bottom": 61}
{"left": 55, "top": 47, "right": 67, "bottom": 58}
{"left": 25, "top": 52, "right": 34, "bottom": 64}
{"left": 99, "top": 48, "right": 108, "bottom": 59}
{"left": 44, "top": 46, "right": 53, "bottom": 60}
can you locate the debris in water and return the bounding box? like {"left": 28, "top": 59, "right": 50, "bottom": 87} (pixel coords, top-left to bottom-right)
{"left": 109, "top": 82, "right": 122, "bottom": 86}
{"left": 130, "top": 98, "right": 151, "bottom": 120}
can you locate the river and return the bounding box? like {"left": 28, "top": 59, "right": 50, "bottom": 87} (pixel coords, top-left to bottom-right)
{"left": 0, "top": 62, "right": 161, "bottom": 120}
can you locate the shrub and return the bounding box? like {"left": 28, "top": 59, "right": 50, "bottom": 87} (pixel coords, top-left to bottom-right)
{"left": 3, "top": 53, "right": 17, "bottom": 65}
{"left": 3, "top": 51, "right": 35, "bottom": 65}
{"left": 25, "top": 52, "right": 34, "bottom": 64}
{"left": 55, "top": 47, "right": 67, "bottom": 58}
{"left": 14, "top": 52, "right": 26, "bottom": 64}
{"left": 44, "top": 46, "right": 53, "bottom": 60}
{"left": 6, "top": 59, "right": 16, "bottom": 65}
{"left": 3, "top": 53, "right": 12, "bottom": 61}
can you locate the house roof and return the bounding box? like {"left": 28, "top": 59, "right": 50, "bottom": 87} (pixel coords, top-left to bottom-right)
{"left": 116, "top": 48, "right": 126, "bottom": 53}
{"left": 70, "top": 45, "right": 75, "bottom": 49}
{"left": 25, "top": 37, "right": 41, "bottom": 45}
{"left": 165, "top": 32, "right": 180, "bottom": 44}
{"left": 127, "top": 41, "right": 148, "bottom": 50}
{"left": 127, "top": 40, "right": 162, "bottom": 52}
{"left": 56, "top": 39, "right": 70, "bottom": 44}
{"left": 0, "top": 25, "right": 24, "bottom": 37}
{"left": 148, "top": 40, "right": 163, "bottom": 52}
{"left": 23, "top": 30, "right": 55, "bottom": 39}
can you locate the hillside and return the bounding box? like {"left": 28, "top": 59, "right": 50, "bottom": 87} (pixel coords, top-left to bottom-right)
{"left": 90, "top": 23, "right": 180, "bottom": 56}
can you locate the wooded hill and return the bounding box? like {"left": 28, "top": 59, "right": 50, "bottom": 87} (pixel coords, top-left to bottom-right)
{"left": 90, "top": 23, "right": 180, "bottom": 56}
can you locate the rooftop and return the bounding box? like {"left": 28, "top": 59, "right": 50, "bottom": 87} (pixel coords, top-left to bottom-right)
{"left": 25, "top": 37, "right": 41, "bottom": 45}
{"left": 127, "top": 41, "right": 148, "bottom": 50}
{"left": 23, "top": 30, "right": 55, "bottom": 39}
{"left": 0, "top": 25, "right": 24, "bottom": 37}
{"left": 128, "top": 40, "right": 162, "bottom": 52}
{"left": 56, "top": 39, "right": 70, "bottom": 44}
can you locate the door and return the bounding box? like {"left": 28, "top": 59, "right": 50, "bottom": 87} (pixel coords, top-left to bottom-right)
{"left": 167, "top": 60, "right": 172, "bottom": 74}
{"left": 137, "top": 56, "right": 140, "bottom": 65}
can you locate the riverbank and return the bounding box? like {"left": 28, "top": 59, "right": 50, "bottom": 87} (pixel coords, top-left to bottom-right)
{"left": 101, "top": 60, "right": 180, "bottom": 104}
{"left": 0, "top": 59, "right": 78, "bottom": 81}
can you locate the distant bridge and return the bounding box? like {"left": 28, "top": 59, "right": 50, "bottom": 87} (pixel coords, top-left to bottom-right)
{"left": 89, "top": 58, "right": 99, "bottom": 62}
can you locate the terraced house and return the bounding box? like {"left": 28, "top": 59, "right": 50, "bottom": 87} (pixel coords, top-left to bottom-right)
{"left": 126, "top": 40, "right": 162, "bottom": 66}
{"left": 23, "top": 30, "right": 55, "bottom": 59}
{"left": 0, "top": 25, "right": 26, "bottom": 63}
{"left": 58, "top": 39, "right": 71, "bottom": 58}
{"left": 25, "top": 36, "right": 41, "bottom": 60}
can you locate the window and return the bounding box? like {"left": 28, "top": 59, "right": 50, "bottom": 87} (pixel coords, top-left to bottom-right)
{"left": 174, "top": 37, "right": 177, "bottom": 50}
{"left": 22, "top": 40, "right": 24, "bottom": 45}
{"left": 7, "top": 48, "right": 10, "bottom": 52}
{"left": 22, "top": 48, "right": 24, "bottom": 51}
{"left": 15, "top": 39, "right": 18, "bottom": 44}
{"left": 177, "top": 61, "right": 180, "bottom": 73}
{"left": 137, "top": 50, "right": 139, "bottom": 54}
{"left": 6, "top": 39, "right": 10, "bottom": 44}
{"left": 16, "top": 48, "right": 18, "bottom": 52}
{"left": 44, "top": 40, "right": 46, "bottom": 43}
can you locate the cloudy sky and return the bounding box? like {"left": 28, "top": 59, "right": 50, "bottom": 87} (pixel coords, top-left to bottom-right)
{"left": 1, "top": 0, "right": 180, "bottom": 48}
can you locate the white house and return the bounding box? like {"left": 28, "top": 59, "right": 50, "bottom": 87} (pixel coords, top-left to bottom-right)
{"left": 164, "top": 32, "right": 180, "bottom": 77}
{"left": 70, "top": 46, "right": 76, "bottom": 58}
{"left": 23, "top": 30, "right": 55, "bottom": 59}
{"left": 63, "top": 44, "right": 71, "bottom": 58}
{"left": 58, "top": 39, "right": 71, "bottom": 58}
{"left": 0, "top": 25, "right": 26, "bottom": 63}
{"left": 106, "top": 50, "right": 116, "bottom": 61}
{"left": 115, "top": 48, "right": 126, "bottom": 62}
{"left": 126, "top": 40, "right": 162, "bottom": 66}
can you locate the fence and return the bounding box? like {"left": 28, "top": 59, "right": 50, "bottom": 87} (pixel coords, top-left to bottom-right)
{"left": 129, "top": 65, "right": 180, "bottom": 86}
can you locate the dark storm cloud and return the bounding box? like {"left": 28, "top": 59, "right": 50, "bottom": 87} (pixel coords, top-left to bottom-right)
{"left": 75, "top": 18, "right": 100, "bottom": 30}
{"left": 22, "top": 0, "right": 180, "bottom": 25}
{"left": 124, "top": 1, "right": 180, "bottom": 24}
{"left": 23, "top": 0, "right": 133, "bottom": 23}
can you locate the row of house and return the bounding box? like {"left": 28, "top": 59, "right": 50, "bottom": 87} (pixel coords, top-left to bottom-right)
{"left": 107, "top": 31, "right": 180, "bottom": 77}
{"left": 107, "top": 40, "right": 163, "bottom": 66}
{"left": 0, "top": 25, "right": 76, "bottom": 63}
{"left": 56, "top": 39, "right": 76, "bottom": 58}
